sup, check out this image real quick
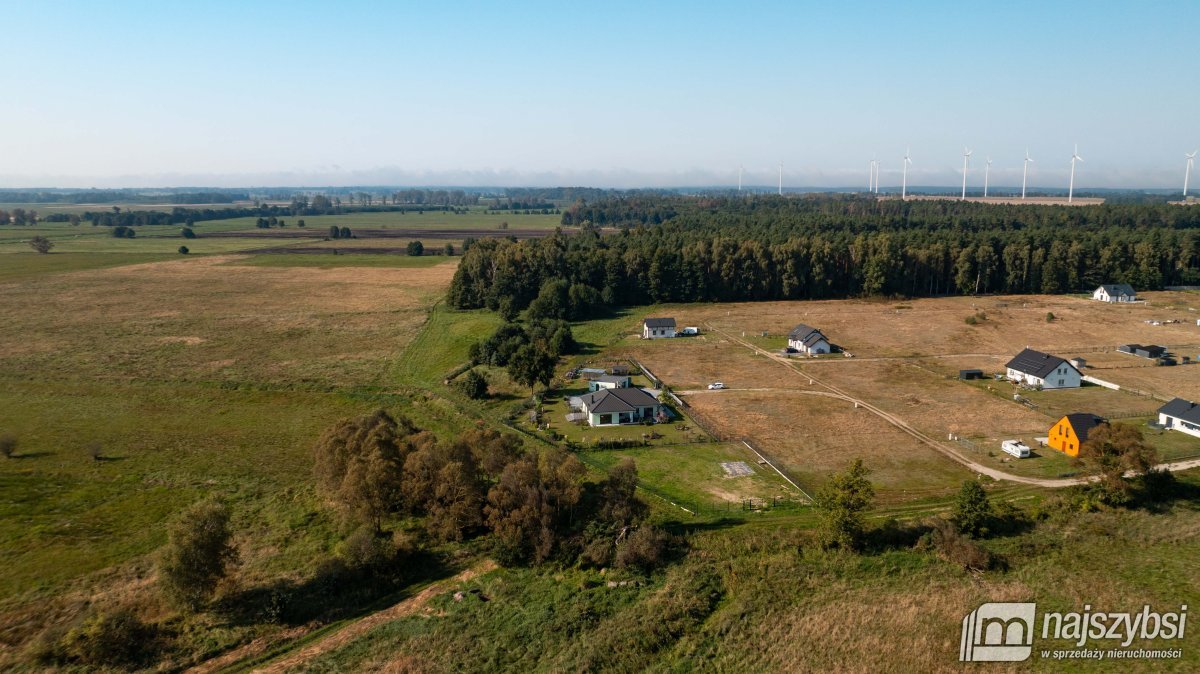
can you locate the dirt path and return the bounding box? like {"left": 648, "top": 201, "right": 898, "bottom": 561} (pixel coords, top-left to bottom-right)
{"left": 250, "top": 560, "right": 497, "bottom": 674}
{"left": 189, "top": 560, "right": 496, "bottom": 674}
{"left": 703, "top": 323, "right": 1200, "bottom": 488}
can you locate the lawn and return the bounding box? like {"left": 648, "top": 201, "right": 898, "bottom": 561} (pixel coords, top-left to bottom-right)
{"left": 579, "top": 442, "right": 799, "bottom": 511}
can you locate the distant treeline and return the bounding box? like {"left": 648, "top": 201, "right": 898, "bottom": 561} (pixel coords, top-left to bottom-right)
{"left": 82, "top": 202, "right": 457, "bottom": 228}
{"left": 0, "top": 189, "right": 245, "bottom": 204}
{"left": 449, "top": 195, "right": 1200, "bottom": 309}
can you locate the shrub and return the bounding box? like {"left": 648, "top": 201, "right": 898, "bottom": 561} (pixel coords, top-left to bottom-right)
{"left": 181, "top": 227, "right": 196, "bottom": 239}
{"left": 443, "top": 242, "right": 455, "bottom": 256}
{"left": 615, "top": 525, "right": 673, "bottom": 572}
{"left": 950, "top": 480, "right": 993, "bottom": 537}
{"left": 28, "top": 235, "right": 53, "bottom": 254}
{"left": 453, "top": 369, "right": 489, "bottom": 399}
{"left": 178, "top": 245, "right": 190, "bottom": 255}
{"left": 1046, "top": 311, "right": 1056, "bottom": 322}
{"left": 60, "top": 609, "right": 158, "bottom": 668}
{"left": 337, "top": 526, "right": 397, "bottom": 571}
{"left": 964, "top": 315, "right": 978, "bottom": 326}
{"left": 0, "top": 433, "right": 15, "bottom": 459}
{"left": 407, "top": 240, "right": 425, "bottom": 256}
{"left": 158, "top": 500, "right": 238, "bottom": 610}
{"left": 924, "top": 519, "right": 998, "bottom": 572}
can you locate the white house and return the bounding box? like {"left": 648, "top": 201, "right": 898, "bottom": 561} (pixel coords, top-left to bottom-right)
{"left": 1005, "top": 348, "right": 1081, "bottom": 389}
{"left": 578, "top": 387, "right": 664, "bottom": 426}
{"left": 1093, "top": 284, "right": 1137, "bottom": 303}
{"left": 1158, "top": 398, "right": 1200, "bottom": 439}
{"left": 588, "top": 374, "right": 631, "bottom": 392}
{"left": 788, "top": 324, "right": 830, "bottom": 354}
{"left": 642, "top": 317, "right": 676, "bottom": 339}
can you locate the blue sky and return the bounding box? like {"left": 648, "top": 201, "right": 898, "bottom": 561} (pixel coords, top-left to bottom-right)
{"left": 2, "top": 1, "right": 1198, "bottom": 188}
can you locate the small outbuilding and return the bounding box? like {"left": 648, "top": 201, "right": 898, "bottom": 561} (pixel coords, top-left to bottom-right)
{"left": 1118, "top": 344, "right": 1166, "bottom": 360}
{"left": 1093, "top": 284, "right": 1137, "bottom": 303}
{"left": 588, "top": 374, "right": 632, "bottom": 392}
{"left": 1158, "top": 398, "right": 1200, "bottom": 439}
{"left": 1047, "top": 413, "right": 1106, "bottom": 457}
{"left": 958, "top": 369, "right": 985, "bottom": 380}
{"left": 642, "top": 317, "right": 676, "bottom": 339}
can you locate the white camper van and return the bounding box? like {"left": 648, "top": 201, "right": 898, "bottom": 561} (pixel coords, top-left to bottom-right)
{"left": 1001, "top": 440, "right": 1031, "bottom": 459}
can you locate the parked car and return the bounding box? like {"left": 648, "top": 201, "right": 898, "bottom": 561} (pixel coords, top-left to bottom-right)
{"left": 707, "top": 382, "right": 726, "bottom": 390}
{"left": 1001, "top": 440, "right": 1031, "bottom": 459}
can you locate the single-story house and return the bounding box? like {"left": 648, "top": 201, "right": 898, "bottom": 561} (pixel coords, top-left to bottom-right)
{"left": 1047, "top": 413, "right": 1106, "bottom": 457}
{"left": 787, "top": 324, "right": 830, "bottom": 355}
{"left": 588, "top": 374, "right": 632, "bottom": 392}
{"left": 1158, "top": 398, "right": 1200, "bottom": 439}
{"left": 1118, "top": 344, "right": 1166, "bottom": 360}
{"left": 1093, "top": 284, "right": 1137, "bottom": 303}
{"left": 642, "top": 317, "right": 676, "bottom": 339}
{"left": 578, "top": 387, "right": 664, "bottom": 426}
{"left": 1005, "top": 348, "right": 1081, "bottom": 389}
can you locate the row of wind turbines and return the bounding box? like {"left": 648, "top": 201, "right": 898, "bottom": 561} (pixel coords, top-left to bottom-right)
{"left": 742, "top": 148, "right": 1200, "bottom": 202}
{"left": 865, "top": 146, "right": 1088, "bottom": 202}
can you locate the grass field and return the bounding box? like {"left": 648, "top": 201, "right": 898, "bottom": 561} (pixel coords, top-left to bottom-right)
{"left": 226, "top": 253, "right": 455, "bottom": 269}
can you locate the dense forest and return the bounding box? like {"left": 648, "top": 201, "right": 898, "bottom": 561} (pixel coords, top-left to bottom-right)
{"left": 449, "top": 195, "right": 1200, "bottom": 310}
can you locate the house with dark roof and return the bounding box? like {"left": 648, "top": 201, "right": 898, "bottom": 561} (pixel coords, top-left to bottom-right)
{"left": 1047, "top": 413, "right": 1106, "bottom": 457}
{"left": 578, "top": 387, "right": 664, "bottom": 426}
{"left": 1093, "top": 284, "right": 1137, "bottom": 303}
{"left": 1005, "top": 348, "right": 1081, "bottom": 389}
{"left": 787, "top": 324, "right": 831, "bottom": 355}
{"left": 642, "top": 317, "right": 676, "bottom": 339}
{"left": 1158, "top": 398, "right": 1200, "bottom": 439}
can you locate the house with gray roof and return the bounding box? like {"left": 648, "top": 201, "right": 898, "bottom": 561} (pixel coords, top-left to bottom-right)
{"left": 787, "top": 324, "right": 830, "bottom": 355}
{"left": 578, "top": 387, "right": 664, "bottom": 426}
{"left": 642, "top": 317, "right": 676, "bottom": 339}
{"left": 1158, "top": 397, "right": 1200, "bottom": 439}
{"left": 1093, "top": 284, "right": 1137, "bottom": 303}
{"left": 1005, "top": 348, "right": 1081, "bottom": 389}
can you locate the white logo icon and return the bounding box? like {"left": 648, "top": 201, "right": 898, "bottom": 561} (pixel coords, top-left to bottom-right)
{"left": 960, "top": 602, "right": 1037, "bottom": 662}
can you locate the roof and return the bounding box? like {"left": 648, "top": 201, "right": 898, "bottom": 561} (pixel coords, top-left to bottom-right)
{"left": 593, "top": 374, "right": 629, "bottom": 384}
{"left": 1159, "top": 398, "right": 1200, "bottom": 425}
{"left": 643, "top": 317, "right": 676, "bottom": 328}
{"left": 581, "top": 387, "right": 660, "bottom": 414}
{"left": 789, "top": 323, "right": 823, "bottom": 340}
{"left": 1061, "top": 413, "right": 1105, "bottom": 442}
{"left": 1097, "top": 283, "right": 1136, "bottom": 296}
{"left": 1120, "top": 344, "right": 1167, "bottom": 358}
{"left": 1006, "top": 348, "right": 1076, "bottom": 379}
{"left": 802, "top": 333, "right": 828, "bottom": 347}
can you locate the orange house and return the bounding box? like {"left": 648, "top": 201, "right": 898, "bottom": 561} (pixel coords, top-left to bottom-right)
{"left": 1047, "top": 413, "right": 1105, "bottom": 457}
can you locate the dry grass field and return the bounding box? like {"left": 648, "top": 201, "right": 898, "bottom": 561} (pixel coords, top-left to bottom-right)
{"left": 684, "top": 390, "right": 974, "bottom": 500}
{"left": 621, "top": 292, "right": 1200, "bottom": 491}
{"left": 0, "top": 254, "right": 458, "bottom": 389}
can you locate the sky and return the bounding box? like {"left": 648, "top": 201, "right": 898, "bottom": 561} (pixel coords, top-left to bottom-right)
{"left": 2, "top": 0, "right": 1198, "bottom": 190}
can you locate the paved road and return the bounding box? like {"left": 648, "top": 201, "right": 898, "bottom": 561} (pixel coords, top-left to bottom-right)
{"left": 701, "top": 323, "right": 1200, "bottom": 488}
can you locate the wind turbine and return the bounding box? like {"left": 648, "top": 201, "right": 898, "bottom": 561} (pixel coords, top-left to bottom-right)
{"left": 874, "top": 159, "right": 881, "bottom": 193}
{"left": 738, "top": 164, "right": 743, "bottom": 192}
{"left": 1068, "top": 144, "right": 1083, "bottom": 203}
{"left": 1185, "top": 151, "right": 1197, "bottom": 197}
{"left": 1021, "top": 150, "right": 1034, "bottom": 200}
{"left": 901, "top": 148, "right": 912, "bottom": 199}
{"left": 961, "top": 148, "right": 972, "bottom": 200}
{"left": 868, "top": 158, "right": 876, "bottom": 193}
{"left": 778, "top": 161, "right": 783, "bottom": 196}
{"left": 983, "top": 157, "right": 992, "bottom": 198}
